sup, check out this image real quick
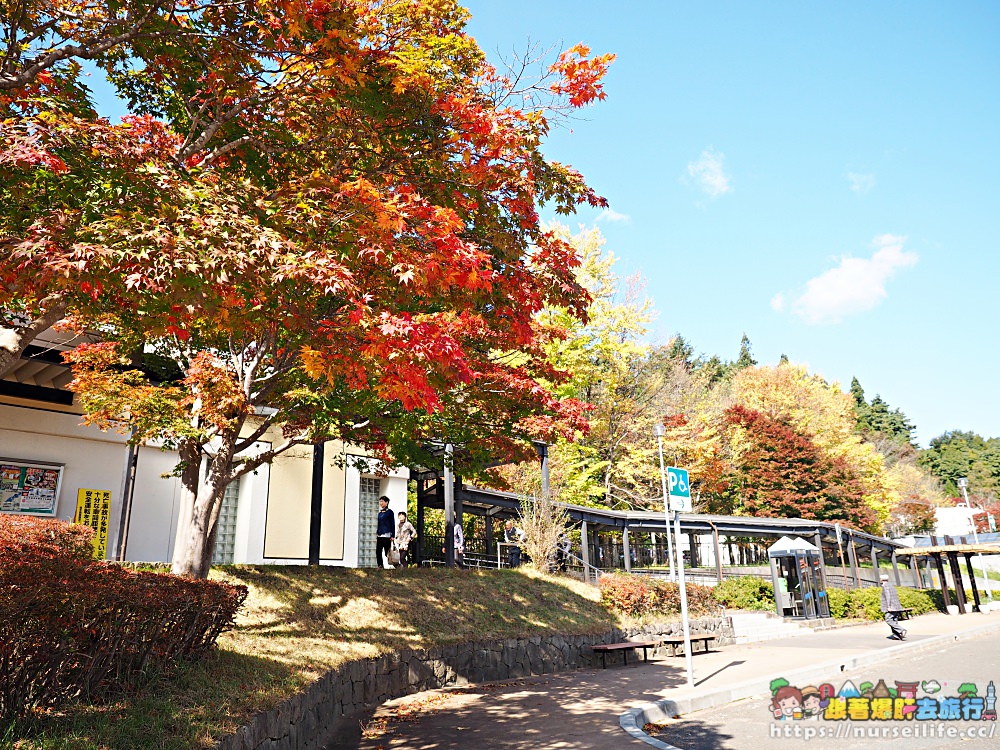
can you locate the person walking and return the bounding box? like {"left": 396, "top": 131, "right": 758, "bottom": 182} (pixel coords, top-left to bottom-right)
{"left": 454, "top": 522, "right": 465, "bottom": 568}
{"left": 395, "top": 511, "right": 416, "bottom": 568}
{"left": 442, "top": 522, "right": 465, "bottom": 567}
{"left": 376, "top": 496, "right": 395, "bottom": 569}
{"left": 504, "top": 519, "right": 524, "bottom": 568}
{"left": 556, "top": 531, "right": 571, "bottom": 573}
{"left": 880, "top": 574, "right": 906, "bottom": 640}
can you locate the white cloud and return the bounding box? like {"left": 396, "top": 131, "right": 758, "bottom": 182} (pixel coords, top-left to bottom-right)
{"left": 596, "top": 208, "right": 631, "bottom": 223}
{"left": 686, "top": 147, "right": 732, "bottom": 197}
{"left": 847, "top": 172, "right": 876, "bottom": 195}
{"left": 776, "top": 234, "right": 918, "bottom": 324}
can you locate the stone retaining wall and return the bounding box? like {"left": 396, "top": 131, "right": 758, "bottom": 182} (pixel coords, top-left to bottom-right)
{"left": 215, "top": 617, "right": 733, "bottom": 750}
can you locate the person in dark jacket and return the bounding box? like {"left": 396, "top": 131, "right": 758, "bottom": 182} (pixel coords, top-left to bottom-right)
{"left": 880, "top": 574, "right": 906, "bottom": 640}
{"left": 504, "top": 520, "right": 524, "bottom": 568}
{"left": 376, "top": 496, "right": 395, "bottom": 569}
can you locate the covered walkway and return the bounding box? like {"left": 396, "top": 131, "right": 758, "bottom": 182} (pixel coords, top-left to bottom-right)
{"left": 896, "top": 539, "right": 1000, "bottom": 613}
{"left": 412, "top": 471, "right": 918, "bottom": 590}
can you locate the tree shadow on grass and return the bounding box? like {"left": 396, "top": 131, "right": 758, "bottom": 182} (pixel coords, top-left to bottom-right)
{"left": 14, "top": 567, "right": 623, "bottom": 750}
{"left": 219, "top": 565, "right": 618, "bottom": 656}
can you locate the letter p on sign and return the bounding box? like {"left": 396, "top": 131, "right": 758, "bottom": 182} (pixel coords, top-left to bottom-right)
{"left": 667, "top": 467, "right": 692, "bottom": 512}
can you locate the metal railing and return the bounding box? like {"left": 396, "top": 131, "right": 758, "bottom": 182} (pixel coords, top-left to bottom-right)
{"left": 566, "top": 550, "right": 604, "bottom": 584}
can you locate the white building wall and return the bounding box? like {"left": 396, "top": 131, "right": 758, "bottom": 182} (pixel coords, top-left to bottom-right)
{"left": 1, "top": 402, "right": 409, "bottom": 568}
{"left": 0, "top": 403, "right": 130, "bottom": 526}
{"left": 233, "top": 459, "right": 271, "bottom": 565}
{"left": 276, "top": 453, "right": 408, "bottom": 568}
{"left": 122, "top": 445, "right": 183, "bottom": 563}
{"left": 934, "top": 506, "right": 978, "bottom": 537}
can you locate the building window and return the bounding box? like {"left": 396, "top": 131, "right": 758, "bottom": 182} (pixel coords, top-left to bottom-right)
{"left": 357, "top": 477, "right": 381, "bottom": 568}
{"left": 212, "top": 480, "right": 240, "bottom": 565}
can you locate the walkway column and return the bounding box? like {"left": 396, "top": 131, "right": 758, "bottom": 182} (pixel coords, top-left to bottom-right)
{"left": 933, "top": 553, "right": 952, "bottom": 610}
{"left": 947, "top": 552, "right": 967, "bottom": 614}
{"left": 847, "top": 534, "right": 861, "bottom": 588}
{"left": 581, "top": 520, "right": 591, "bottom": 582}
{"left": 688, "top": 533, "right": 699, "bottom": 568}
{"left": 308, "top": 442, "right": 324, "bottom": 566}
{"left": 485, "top": 514, "right": 495, "bottom": 564}
{"left": 713, "top": 527, "right": 723, "bottom": 583}
{"left": 871, "top": 546, "right": 878, "bottom": 581}
{"left": 650, "top": 533, "right": 658, "bottom": 566}
{"left": 415, "top": 482, "right": 425, "bottom": 566}
{"left": 623, "top": 527, "right": 631, "bottom": 572}
{"left": 964, "top": 553, "right": 983, "bottom": 611}
{"left": 891, "top": 550, "right": 902, "bottom": 586}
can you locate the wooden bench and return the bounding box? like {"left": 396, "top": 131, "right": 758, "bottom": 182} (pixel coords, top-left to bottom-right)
{"left": 898, "top": 608, "right": 914, "bottom": 620}
{"left": 660, "top": 633, "right": 717, "bottom": 657}
{"left": 591, "top": 641, "right": 658, "bottom": 669}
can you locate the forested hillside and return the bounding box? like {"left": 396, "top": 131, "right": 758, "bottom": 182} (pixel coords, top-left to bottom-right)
{"left": 492, "top": 227, "right": 997, "bottom": 537}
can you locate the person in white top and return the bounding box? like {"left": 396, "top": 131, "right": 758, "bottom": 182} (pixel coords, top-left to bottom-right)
{"left": 395, "top": 512, "right": 417, "bottom": 568}
{"left": 453, "top": 523, "right": 465, "bottom": 568}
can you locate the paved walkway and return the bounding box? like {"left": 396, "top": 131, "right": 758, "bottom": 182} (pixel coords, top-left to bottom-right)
{"left": 327, "top": 612, "right": 1000, "bottom": 750}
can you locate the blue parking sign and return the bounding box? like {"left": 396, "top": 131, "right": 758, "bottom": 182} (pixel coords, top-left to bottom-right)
{"left": 667, "top": 467, "right": 692, "bottom": 512}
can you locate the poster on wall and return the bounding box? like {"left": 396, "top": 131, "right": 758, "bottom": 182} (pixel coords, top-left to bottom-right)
{"left": 0, "top": 459, "right": 63, "bottom": 516}
{"left": 74, "top": 489, "right": 112, "bottom": 560}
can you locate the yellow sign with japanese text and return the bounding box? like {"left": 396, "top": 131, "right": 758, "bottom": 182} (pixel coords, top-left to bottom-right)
{"left": 74, "top": 489, "right": 112, "bottom": 560}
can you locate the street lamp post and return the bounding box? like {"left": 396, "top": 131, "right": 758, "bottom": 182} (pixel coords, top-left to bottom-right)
{"left": 958, "top": 478, "right": 993, "bottom": 604}
{"left": 654, "top": 423, "right": 676, "bottom": 582}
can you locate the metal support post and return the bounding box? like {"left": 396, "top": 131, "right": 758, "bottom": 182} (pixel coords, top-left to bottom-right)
{"left": 444, "top": 444, "right": 455, "bottom": 567}
{"left": 655, "top": 426, "right": 676, "bottom": 582}
{"left": 674, "top": 511, "right": 694, "bottom": 688}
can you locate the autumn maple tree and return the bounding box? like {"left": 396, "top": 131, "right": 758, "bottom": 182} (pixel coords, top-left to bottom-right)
{"left": 2, "top": 0, "right": 614, "bottom": 577}
{"left": 722, "top": 404, "right": 878, "bottom": 530}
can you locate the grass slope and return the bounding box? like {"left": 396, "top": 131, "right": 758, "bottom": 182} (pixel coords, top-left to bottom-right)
{"left": 8, "top": 567, "right": 615, "bottom": 750}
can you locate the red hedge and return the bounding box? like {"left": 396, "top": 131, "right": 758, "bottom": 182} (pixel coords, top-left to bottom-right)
{"left": 0, "top": 516, "right": 247, "bottom": 722}
{"left": 599, "top": 572, "right": 717, "bottom": 618}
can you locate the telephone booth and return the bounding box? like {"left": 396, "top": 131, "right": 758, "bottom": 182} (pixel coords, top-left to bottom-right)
{"left": 768, "top": 536, "right": 830, "bottom": 619}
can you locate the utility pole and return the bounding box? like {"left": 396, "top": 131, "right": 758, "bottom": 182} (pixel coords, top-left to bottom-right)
{"left": 654, "top": 424, "right": 676, "bottom": 582}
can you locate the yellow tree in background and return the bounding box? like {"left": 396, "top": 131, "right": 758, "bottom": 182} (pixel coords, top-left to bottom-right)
{"left": 497, "top": 226, "right": 663, "bottom": 507}
{"left": 730, "top": 364, "right": 895, "bottom": 529}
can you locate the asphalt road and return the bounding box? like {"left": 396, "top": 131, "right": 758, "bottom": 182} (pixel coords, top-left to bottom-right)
{"left": 655, "top": 630, "right": 1000, "bottom": 750}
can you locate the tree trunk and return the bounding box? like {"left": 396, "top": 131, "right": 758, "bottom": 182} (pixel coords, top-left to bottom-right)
{"left": 170, "top": 484, "right": 216, "bottom": 578}
{"left": 169, "top": 436, "right": 234, "bottom": 578}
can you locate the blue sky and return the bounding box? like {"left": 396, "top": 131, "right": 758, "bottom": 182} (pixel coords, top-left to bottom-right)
{"left": 84, "top": 2, "right": 998, "bottom": 446}
{"left": 465, "top": 1, "right": 1000, "bottom": 447}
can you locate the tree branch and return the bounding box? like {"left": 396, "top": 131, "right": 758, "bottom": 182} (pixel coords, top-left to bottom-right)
{"left": 0, "top": 294, "right": 69, "bottom": 377}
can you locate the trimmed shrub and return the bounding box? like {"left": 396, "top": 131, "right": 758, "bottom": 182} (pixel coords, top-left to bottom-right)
{"left": 920, "top": 587, "right": 973, "bottom": 613}
{"left": 712, "top": 576, "right": 774, "bottom": 611}
{"left": 827, "top": 587, "right": 849, "bottom": 618}
{"left": 826, "top": 586, "right": 937, "bottom": 621}
{"left": 599, "top": 573, "right": 716, "bottom": 618}
{"left": 841, "top": 587, "right": 884, "bottom": 620}
{"left": 0, "top": 516, "right": 247, "bottom": 722}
